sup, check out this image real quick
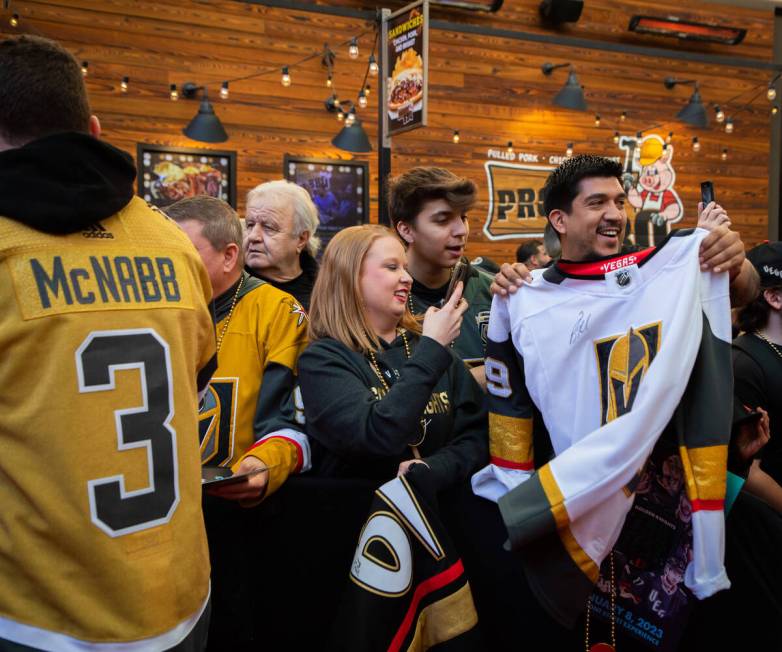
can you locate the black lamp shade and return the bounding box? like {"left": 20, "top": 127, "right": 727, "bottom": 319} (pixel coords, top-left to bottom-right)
{"left": 553, "top": 70, "right": 587, "bottom": 111}
{"left": 183, "top": 96, "right": 228, "bottom": 143}
{"left": 332, "top": 120, "right": 372, "bottom": 153}
{"left": 676, "top": 88, "right": 708, "bottom": 129}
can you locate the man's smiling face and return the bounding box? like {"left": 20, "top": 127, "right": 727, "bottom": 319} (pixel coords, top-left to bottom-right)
{"left": 551, "top": 176, "right": 628, "bottom": 261}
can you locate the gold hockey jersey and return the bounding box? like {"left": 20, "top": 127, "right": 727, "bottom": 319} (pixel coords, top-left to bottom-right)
{"left": 0, "top": 197, "right": 216, "bottom": 649}
{"left": 200, "top": 273, "right": 310, "bottom": 495}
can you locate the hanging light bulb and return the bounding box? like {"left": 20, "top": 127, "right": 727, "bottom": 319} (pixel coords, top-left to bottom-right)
{"left": 364, "top": 84, "right": 371, "bottom": 96}
{"left": 10, "top": 13, "right": 19, "bottom": 27}
{"left": 566, "top": 142, "right": 574, "bottom": 157}
{"left": 326, "top": 74, "right": 333, "bottom": 88}
{"left": 358, "top": 90, "right": 367, "bottom": 108}
{"left": 346, "top": 108, "right": 356, "bottom": 127}
{"left": 692, "top": 136, "right": 700, "bottom": 152}
{"left": 332, "top": 94, "right": 341, "bottom": 108}
{"left": 281, "top": 66, "right": 291, "bottom": 87}
{"left": 337, "top": 110, "right": 344, "bottom": 122}
{"left": 348, "top": 38, "right": 359, "bottom": 60}
{"left": 506, "top": 141, "right": 513, "bottom": 155}
{"left": 768, "top": 84, "right": 777, "bottom": 101}
{"left": 368, "top": 54, "right": 378, "bottom": 76}
{"left": 715, "top": 106, "right": 725, "bottom": 123}
{"left": 120, "top": 76, "right": 129, "bottom": 93}
{"left": 169, "top": 83, "right": 179, "bottom": 101}
{"left": 620, "top": 111, "right": 627, "bottom": 122}
{"left": 721, "top": 148, "right": 728, "bottom": 161}
{"left": 725, "top": 118, "right": 734, "bottom": 134}
{"left": 220, "top": 81, "right": 229, "bottom": 99}
{"left": 81, "top": 61, "right": 89, "bottom": 77}
{"left": 773, "top": 105, "right": 780, "bottom": 116}
{"left": 612, "top": 131, "right": 620, "bottom": 144}
{"left": 452, "top": 130, "right": 460, "bottom": 144}
{"left": 594, "top": 114, "right": 601, "bottom": 127}
{"left": 665, "top": 131, "right": 673, "bottom": 144}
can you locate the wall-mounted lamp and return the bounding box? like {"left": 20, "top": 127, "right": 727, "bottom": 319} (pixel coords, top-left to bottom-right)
{"left": 664, "top": 78, "right": 708, "bottom": 128}
{"left": 542, "top": 62, "right": 587, "bottom": 111}
{"left": 181, "top": 82, "right": 228, "bottom": 143}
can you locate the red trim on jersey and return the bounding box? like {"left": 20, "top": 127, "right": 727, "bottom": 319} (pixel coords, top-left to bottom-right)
{"left": 557, "top": 247, "right": 655, "bottom": 277}
{"left": 690, "top": 498, "right": 724, "bottom": 512}
{"left": 490, "top": 455, "right": 534, "bottom": 471}
{"left": 248, "top": 435, "right": 303, "bottom": 473}
{"left": 388, "top": 560, "right": 465, "bottom": 652}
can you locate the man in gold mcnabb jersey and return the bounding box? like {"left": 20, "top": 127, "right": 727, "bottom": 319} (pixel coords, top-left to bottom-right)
{"left": 0, "top": 36, "right": 217, "bottom": 651}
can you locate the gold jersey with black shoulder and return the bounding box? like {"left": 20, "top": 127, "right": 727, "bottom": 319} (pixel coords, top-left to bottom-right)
{"left": 199, "top": 274, "right": 308, "bottom": 494}
{"left": 0, "top": 197, "right": 216, "bottom": 649}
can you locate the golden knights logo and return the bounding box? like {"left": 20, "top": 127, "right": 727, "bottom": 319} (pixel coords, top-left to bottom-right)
{"left": 594, "top": 322, "right": 661, "bottom": 425}
{"left": 199, "top": 378, "right": 238, "bottom": 465}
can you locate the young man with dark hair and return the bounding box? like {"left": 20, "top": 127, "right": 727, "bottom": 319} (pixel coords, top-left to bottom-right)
{"left": 515, "top": 239, "right": 551, "bottom": 269}
{"left": 467, "top": 154, "right": 759, "bottom": 650}
{"left": 166, "top": 196, "right": 310, "bottom": 651}
{"left": 389, "top": 167, "right": 493, "bottom": 387}
{"left": 0, "top": 36, "right": 216, "bottom": 650}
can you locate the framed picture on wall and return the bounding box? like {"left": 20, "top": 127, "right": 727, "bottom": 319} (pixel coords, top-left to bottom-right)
{"left": 137, "top": 144, "right": 237, "bottom": 209}
{"left": 283, "top": 155, "right": 369, "bottom": 256}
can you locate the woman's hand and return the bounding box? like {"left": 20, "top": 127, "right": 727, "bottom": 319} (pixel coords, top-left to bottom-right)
{"left": 422, "top": 281, "right": 468, "bottom": 347}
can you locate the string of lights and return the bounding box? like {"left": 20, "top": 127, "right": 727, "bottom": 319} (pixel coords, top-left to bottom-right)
{"left": 2, "top": 0, "right": 777, "bottom": 156}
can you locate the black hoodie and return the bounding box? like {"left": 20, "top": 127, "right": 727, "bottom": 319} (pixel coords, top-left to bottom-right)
{"left": 0, "top": 131, "right": 136, "bottom": 233}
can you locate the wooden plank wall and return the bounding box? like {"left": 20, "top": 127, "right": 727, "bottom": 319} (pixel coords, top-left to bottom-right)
{"left": 1, "top": 0, "right": 775, "bottom": 262}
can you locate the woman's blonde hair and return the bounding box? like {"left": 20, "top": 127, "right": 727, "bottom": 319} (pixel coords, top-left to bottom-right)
{"left": 308, "top": 224, "right": 420, "bottom": 353}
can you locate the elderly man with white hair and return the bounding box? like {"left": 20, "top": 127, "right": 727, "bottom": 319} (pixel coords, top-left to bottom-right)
{"left": 244, "top": 179, "right": 321, "bottom": 310}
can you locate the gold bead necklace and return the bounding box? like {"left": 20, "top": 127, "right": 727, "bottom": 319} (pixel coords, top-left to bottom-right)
{"left": 216, "top": 274, "right": 245, "bottom": 354}
{"left": 755, "top": 330, "right": 782, "bottom": 362}
{"left": 366, "top": 330, "right": 426, "bottom": 459}
{"left": 584, "top": 551, "right": 616, "bottom": 652}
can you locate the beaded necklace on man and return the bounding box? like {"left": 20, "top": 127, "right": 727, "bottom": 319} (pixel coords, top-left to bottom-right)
{"left": 216, "top": 274, "right": 245, "bottom": 354}
{"left": 366, "top": 329, "right": 427, "bottom": 459}
{"left": 755, "top": 330, "right": 782, "bottom": 362}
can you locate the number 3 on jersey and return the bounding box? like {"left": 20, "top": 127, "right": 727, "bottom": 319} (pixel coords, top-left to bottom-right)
{"left": 76, "top": 329, "right": 179, "bottom": 537}
{"left": 486, "top": 357, "right": 512, "bottom": 398}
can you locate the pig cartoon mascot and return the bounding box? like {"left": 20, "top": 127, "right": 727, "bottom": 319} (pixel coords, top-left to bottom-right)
{"left": 627, "top": 136, "right": 683, "bottom": 247}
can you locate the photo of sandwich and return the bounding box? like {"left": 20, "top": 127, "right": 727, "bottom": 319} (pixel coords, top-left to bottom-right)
{"left": 387, "top": 47, "right": 424, "bottom": 116}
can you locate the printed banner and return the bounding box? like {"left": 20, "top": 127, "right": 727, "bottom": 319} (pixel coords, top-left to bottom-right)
{"left": 384, "top": 0, "right": 428, "bottom": 137}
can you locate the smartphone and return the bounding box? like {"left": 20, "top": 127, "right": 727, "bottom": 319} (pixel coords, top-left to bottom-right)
{"left": 700, "top": 180, "right": 715, "bottom": 207}
{"left": 201, "top": 465, "right": 276, "bottom": 488}
{"left": 444, "top": 259, "right": 470, "bottom": 304}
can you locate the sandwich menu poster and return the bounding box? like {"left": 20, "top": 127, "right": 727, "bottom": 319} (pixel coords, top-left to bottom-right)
{"left": 384, "top": 0, "right": 428, "bottom": 137}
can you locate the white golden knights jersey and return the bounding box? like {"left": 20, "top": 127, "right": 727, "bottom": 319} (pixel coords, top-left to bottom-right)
{"left": 199, "top": 273, "right": 311, "bottom": 494}
{"left": 0, "top": 198, "right": 216, "bottom": 650}
{"left": 472, "top": 229, "right": 733, "bottom": 626}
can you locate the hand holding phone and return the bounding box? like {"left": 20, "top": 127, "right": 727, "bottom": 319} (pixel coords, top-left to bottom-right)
{"left": 700, "top": 180, "right": 715, "bottom": 207}
{"left": 444, "top": 260, "right": 470, "bottom": 305}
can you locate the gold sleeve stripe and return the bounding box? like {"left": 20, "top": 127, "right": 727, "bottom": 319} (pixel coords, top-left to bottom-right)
{"left": 679, "top": 444, "right": 728, "bottom": 505}
{"left": 539, "top": 465, "right": 599, "bottom": 583}
{"left": 404, "top": 582, "right": 478, "bottom": 651}
{"left": 489, "top": 413, "right": 533, "bottom": 466}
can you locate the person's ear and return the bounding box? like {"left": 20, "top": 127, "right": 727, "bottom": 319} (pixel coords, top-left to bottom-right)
{"left": 548, "top": 211, "right": 566, "bottom": 236}
{"left": 764, "top": 288, "right": 782, "bottom": 311}
{"left": 88, "top": 115, "right": 101, "bottom": 139}
{"left": 224, "top": 243, "right": 240, "bottom": 273}
{"left": 296, "top": 230, "right": 310, "bottom": 254}
{"left": 396, "top": 221, "right": 414, "bottom": 245}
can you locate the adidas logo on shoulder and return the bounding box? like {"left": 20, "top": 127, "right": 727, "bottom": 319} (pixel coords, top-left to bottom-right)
{"left": 82, "top": 223, "right": 114, "bottom": 239}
